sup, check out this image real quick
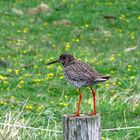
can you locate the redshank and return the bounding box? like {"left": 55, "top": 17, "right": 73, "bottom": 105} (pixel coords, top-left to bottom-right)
{"left": 47, "top": 54, "right": 110, "bottom": 117}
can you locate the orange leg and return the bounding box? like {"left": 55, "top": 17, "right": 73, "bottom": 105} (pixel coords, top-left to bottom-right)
{"left": 90, "top": 86, "right": 96, "bottom": 115}
{"left": 70, "top": 88, "right": 82, "bottom": 117}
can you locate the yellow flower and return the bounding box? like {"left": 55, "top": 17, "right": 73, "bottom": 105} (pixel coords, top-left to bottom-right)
{"left": 116, "top": 28, "right": 122, "bottom": 33}
{"left": 128, "top": 64, "right": 132, "bottom": 68}
{"left": 63, "top": 103, "right": 68, "bottom": 107}
{"left": 37, "top": 105, "right": 44, "bottom": 111}
{"left": 34, "top": 65, "right": 38, "bottom": 69}
{"left": 110, "top": 90, "right": 115, "bottom": 93}
{"left": 130, "top": 76, "right": 135, "bottom": 80}
{"left": 25, "top": 105, "right": 33, "bottom": 110}
{"left": 8, "top": 69, "right": 13, "bottom": 73}
{"left": 64, "top": 95, "right": 68, "bottom": 98}
{"left": 15, "top": 69, "right": 19, "bottom": 75}
{"left": 130, "top": 32, "right": 135, "bottom": 40}
{"left": 19, "top": 80, "right": 24, "bottom": 84}
{"left": 105, "top": 83, "right": 110, "bottom": 87}
{"left": 0, "top": 101, "right": 7, "bottom": 105}
{"left": 117, "top": 53, "right": 121, "bottom": 57}
{"left": 137, "top": 15, "right": 140, "bottom": 20}
{"left": 110, "top": 71, "right": 114, "bottom": 74}
{"left": 59, "top": 76, "right": 64, "bottom": 79}
{"left": 110, "top": 57, "right": 115, "bottom": 61}
{"left": 118, "top": 82, "right": 122, "bottom": 86}
{"left": 4, "top": 81, "right": 9, "bottom": 85}
{"left": 0, "top": 75, "right": 7, "bottom": 81}
{"left": 23, "top": 73, "right": 30, "bottom": 77}
{"left": 112, "top": 82, "right": 116, "bottom": 86}
{"left": 11, "top": 105, "right": 15, "bottom": 108}
{"left": 32, "top": 78, "right": 42, "bottom": 83}
{"left": 65, "top": 42, "right": 71, "bottom": 50}
{"left": 47, "top": 73, "right": 53, "bottom": 78}
{"left": 23, "top": 27, "right": 29, "bottom": 33}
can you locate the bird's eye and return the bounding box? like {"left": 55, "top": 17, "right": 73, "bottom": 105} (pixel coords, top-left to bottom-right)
{"left": 63, "top": 56, "right": 66, "bottom": 59}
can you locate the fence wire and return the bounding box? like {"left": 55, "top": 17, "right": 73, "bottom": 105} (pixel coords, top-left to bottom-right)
{"left": 0, "top": 122, "right": 140, "bottom": 133}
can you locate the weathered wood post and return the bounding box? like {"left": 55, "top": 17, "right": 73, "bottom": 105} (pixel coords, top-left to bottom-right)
{"left": 62, "top": 114, "right": 101, "bottom": 140}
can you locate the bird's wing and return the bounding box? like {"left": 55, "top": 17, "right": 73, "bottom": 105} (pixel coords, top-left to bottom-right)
{"left": 64, "top": 61, "right": 100, "bottom": 82}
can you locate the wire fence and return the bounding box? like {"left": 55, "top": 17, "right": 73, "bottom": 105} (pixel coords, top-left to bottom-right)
{"left": 0, "top": 122, "right": 140, "bottom": 133}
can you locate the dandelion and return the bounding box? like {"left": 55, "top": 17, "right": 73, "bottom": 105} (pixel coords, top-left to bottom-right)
{"left": 72, "top": 38, "right": 79, "bottom": 43}
{"left": 4, "top": 81, "right": 9, "bottom": 85}
{"left": 65, "top": 42, "right": 71, "bottom": 50}
{"left": 19, "top": 80, "right": 24, "bottom": 85}
{"left": 127, "top": 64, "right": 132, "bottom": 71}
{"left": 25, "top": 105, "right": 33, "bottom": 110}
{"left": 58, "top": 66, "right": 62, "bottom": 70}
{"left": 110, "top": 71, "right": 114, "bottom": 74}
{"left": 0, "top": 101, "right": 7, "bottom": 105}
{"left": 130, "top": 76, "right": 135, "bottom": 80}
{"left": 117, "top": 53, "right": 121, "bottom": 57}
{"left": 37, "top": 105, "right": 44, "bottom": 111}
{"left": 117, "top": 82, "right": 122, "bottom": 86}
{"left": 64, "top": 95, "right": 68, "bottom": 98}
{"left": 110, "top": 57, "right": 115, "bottom": 61}
{"left": 23, "top": 73, "right": 30, "bottom": 77}
{"left": 112, "top": 82, "right": 116, "bottom": 86}
{"left": 110, "top": 90, "right": 115, "bottom": 93}
{"left": 59, "top": 75, "right": 64, "bottom": 79}
{"left": 7, "top": 69, "right": 13, "bottom": 73}
{"left": 105, "top": 83, "right": 110, "bottom": 87}
{"left": 128, "top": 64, "right": 132, "bottom": 68}
{"left": 137, "top": 15, "right": 140, "bottom": 20}
{"left": 33, "top": 65, "right": 38, "bottom": 69}
{"left": 59, "top": 102, "right": 63, "bottom": 106}
{"left": 116, "top": 28, "right": 122, "bottom": 33}
{"left": 63, "top": 103, "right": 68, "bottom": 107}
{"left": 130, "top": 32, "right": 135, "bottom": 40}
{"left": 23, "top": 27, "right": 29, "bottom": 33}
{"left": 47, "top": 73, "right": 53, "bottom": 78}
{"left": 15, "top": 69, "right": 19, "bottom": 75}
{"left": 11, "top": 105, "right": 15, "bottom": 108}
{"left": 32, "top": 78, "right": 42, "bottom": 84}
{"left": 0, "top": 75, "right": 7, "bottom": 81}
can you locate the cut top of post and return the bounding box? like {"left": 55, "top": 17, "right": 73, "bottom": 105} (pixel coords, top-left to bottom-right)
{"left": 62, "top": 114, "right": 101, "bottom": 140}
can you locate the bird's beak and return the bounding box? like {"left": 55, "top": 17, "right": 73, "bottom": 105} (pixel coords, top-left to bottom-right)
{"left": 46, "top": 59, "right": 59, "bottom": 65}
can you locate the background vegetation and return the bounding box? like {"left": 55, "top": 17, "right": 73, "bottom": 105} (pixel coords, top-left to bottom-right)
{"left": 0, "top": 0, "right": 140, "bottom": 139}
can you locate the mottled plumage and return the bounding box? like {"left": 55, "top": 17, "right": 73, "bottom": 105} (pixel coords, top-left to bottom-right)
{"left": 58, "top": 54, "right": 110, "bottom": 88}
{"left": 47, "top": 53, "right": 110, "bottom": 117}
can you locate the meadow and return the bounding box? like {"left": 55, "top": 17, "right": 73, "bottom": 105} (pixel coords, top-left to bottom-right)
{"left": 0, "top": 0, "right": 140, "bottom": 139}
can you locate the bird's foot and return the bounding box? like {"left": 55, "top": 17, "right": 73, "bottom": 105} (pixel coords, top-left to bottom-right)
{"left": 89, "top": 111, "right": 96, "bottom": 116}
{"left": 68, "top": 113, "right": 80, "bottom": 117}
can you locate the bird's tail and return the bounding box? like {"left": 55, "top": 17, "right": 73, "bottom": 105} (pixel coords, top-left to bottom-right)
{"left": 101, "top": 76, "right": 111, "bottom": 80}
{"left": 95, "top": 76, "right": 111, "bottom": 82}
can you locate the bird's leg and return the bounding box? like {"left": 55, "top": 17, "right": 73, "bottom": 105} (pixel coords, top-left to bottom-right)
{"left": 90, "top": 86, "right": 96, "bottom": 115}
{"left": 69, "top": 88, "right": 82, "bottom": 117}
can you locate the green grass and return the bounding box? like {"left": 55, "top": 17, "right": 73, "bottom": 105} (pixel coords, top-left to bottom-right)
{"left": 0, "top": 0, "right": 140, "bottom": 139}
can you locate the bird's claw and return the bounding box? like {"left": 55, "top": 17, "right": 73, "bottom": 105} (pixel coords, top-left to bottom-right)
{"left": 68, "top": 113, "right": 80, "bottom": 117}
{"left": 89, "top": 112, "right": 96, "bottom": 116}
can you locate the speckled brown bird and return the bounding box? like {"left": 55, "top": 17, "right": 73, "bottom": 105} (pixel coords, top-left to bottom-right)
{"left": 47, "top": 54, "right": 110, "bottom": 117}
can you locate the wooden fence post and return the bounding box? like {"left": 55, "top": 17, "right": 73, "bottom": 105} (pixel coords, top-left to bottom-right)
{"left": 62, "top": 113, "right": 101, "bottom": 140}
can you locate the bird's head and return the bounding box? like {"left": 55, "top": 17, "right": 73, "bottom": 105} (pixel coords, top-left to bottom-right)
{"left": 47, "top": 54, "right": 75, "bottom": 66}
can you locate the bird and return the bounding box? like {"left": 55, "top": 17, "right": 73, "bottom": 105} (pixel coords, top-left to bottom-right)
{"left": 47, "top": 53, "right": 110, "bottom": 117}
